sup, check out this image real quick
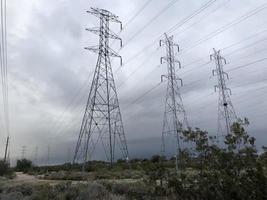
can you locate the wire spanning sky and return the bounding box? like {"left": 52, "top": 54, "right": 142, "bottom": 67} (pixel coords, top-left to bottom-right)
{"left": 2, "top": 0, "right": 267, "bottom": 165}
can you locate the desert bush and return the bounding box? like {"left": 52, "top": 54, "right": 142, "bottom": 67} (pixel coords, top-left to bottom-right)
{"left": 166, "top": 120, "right": 267, "bottom": 199}
{"left": 0, "top": 192, "right": 24, "bottom": 200}
{"left": 102, "top": 181, "right": 154, "bottom": 199}
{"left": 16, "top": 159, "right": 33, "bottom": 172}
{"left": 76, "top": 183, "right": 110, "bottom": 200}
{"left": 5, "top": 185, "right": 33, "bottom": 196}
{"left": 43, "top": 171, "right": 87, "bottom": 181}
{"left": 260, "top": 146, "right": 267, "bottom": 167}
{"left": 0, "top": 160, "right": 13, "bottom": 178}
{"left": 0, "top": 161, "right": 9, "bottom": 176}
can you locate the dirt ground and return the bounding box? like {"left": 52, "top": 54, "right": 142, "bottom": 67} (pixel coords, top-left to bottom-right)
{"left": 1, "top": 172, "right": 68, "bottom": 187}
{"left": 1, "top": 172, "right": 141, "bottom": 188}
{"left": 14, "top": 172, "right": 37, "bottom": 182}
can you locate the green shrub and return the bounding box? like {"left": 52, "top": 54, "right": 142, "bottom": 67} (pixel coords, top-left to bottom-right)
{"left": 0, "top": 160, "right": 13, "bottom": 177}
{"left": 16, "top": 159, "right": 33, "bottom": 172}
{"left": 103, "top": 181, "right": 153, "bottom": 199}
{"left": 0, "top": 161, "right": 9, "bottom": 176}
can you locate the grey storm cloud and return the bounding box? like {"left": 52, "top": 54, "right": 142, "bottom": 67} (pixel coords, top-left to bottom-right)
{"left": 1, "top": 0, "right": 267, "bottom": 165}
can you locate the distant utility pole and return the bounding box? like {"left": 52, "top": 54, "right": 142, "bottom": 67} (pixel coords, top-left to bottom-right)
{"left": 3, "top": 135, "right": 9, "bottom": 163}
{"left": 67, "top": 147, "right": 71, "bottom": 163}
{"left": 34, "top": 146, "right": 38, "bottom": 166}
{"left": 73, "top": 8, "right": 129, "bottom": 169}
{"left": 210, "top": 49, "right": 237, "bottom": 137}
{"left": 47, "top": 145, "right": 50, "bottom": 166}
{"left": 21, "top": 146, "right": 26, "bottom": 159}
{"left": 160, "top": 33, "right": 189, "bottom": 158}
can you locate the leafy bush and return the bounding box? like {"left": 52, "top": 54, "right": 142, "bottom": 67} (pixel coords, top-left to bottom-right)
{"left": 16, "top": 159, "right": 33, "bottom": 172}
{"left": 0, "top": 161, "right": 9, "bottom": 176}
{"left": 5, "top": 185, "right": 33, "bottom": 196}
{"left": 43, "top": 171, "right": 88, "bottom": 181}
{"left": 103, "top": 181, "right": 152, "bottom": 199}
{"left": 0, "top": 160, "right": 13, "bottom": 177}
{"left": 0, "top": 182, "right": 127, "bottom": 200}
{"left": 166, "top": 120, "right": 267, "bottom": 199}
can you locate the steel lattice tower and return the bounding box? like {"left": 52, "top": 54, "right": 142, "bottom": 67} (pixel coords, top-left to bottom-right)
{"left": 73, "top": 8, "right": 129, "bottom": 167}
{"left": 210, "top": 49, "right": 237, "bottom": 137}
{"left": 160, "top": 33, "right": 189, "bottom": 155}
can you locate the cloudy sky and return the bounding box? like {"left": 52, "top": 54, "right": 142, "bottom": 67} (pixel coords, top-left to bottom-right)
{"left": 1, "top": 0, "right": 267, "bottom": 165}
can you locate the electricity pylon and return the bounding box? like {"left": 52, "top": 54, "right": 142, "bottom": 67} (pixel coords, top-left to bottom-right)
{"left": 21, "top": 146, "right": 26, "bottom": 159}
{"left": 210, "top": 49, "right": 237, "bottom": 137}
{"left": 160, "top": 33, "right": 189, "bottom": 156}
{"left": 73, "top": 8, "right": 129, "bottom": 168}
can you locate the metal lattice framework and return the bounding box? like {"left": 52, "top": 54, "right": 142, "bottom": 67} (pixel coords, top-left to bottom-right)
{"left": 73, "top": 8, "right": 129, "bottom": 167}
{"left": 210, "top": 49, "right": 237, "bottom": 137}
{"left": 160, "top": 33, "right": 189, "bottom": 155}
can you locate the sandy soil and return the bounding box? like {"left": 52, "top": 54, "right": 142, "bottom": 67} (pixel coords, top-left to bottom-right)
{"left": 1, "top": 172, "right": 62, "bottom": 187}
{"left": 14, "top": 172, "right": 37, "bottom": 182}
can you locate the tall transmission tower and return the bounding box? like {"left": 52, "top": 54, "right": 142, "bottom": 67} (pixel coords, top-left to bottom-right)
{"left": 73, "top": 8, "right": 129, "bottom": 168}
{"left": 210, "top": 49, "right": 237, "bottom": 137}
{"left": 21, "top": 145, "right": 26, "bottom": 159}
{"left": 160, "top": 33, "right": 189, "bottom": 156}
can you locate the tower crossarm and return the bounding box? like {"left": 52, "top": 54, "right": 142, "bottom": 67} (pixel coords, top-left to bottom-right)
{"left": 86, "top": 28, "right": 122, "bottom": 45}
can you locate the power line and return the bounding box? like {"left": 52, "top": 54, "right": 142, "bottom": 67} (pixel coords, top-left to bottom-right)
{"left": 123, "top": 0, "right": 219, "bottom": 65}
{"left": 166, "top": 0, "right": 217, "bottom": 34}
{"left": 49, "top": 72, "right": 94, "bottom": 136}
{"left": 119, "top": 45, "right": 267, "bottom": 105}
{"left": 110, "top": 0, "right": 153, "bottom": 47}
{"left": 124, "top": 1, "right": 266, "bottom": 76}
{"left": 182, "top": 43, "right": 267, "bottom": 79}
{"left": 123, "top": 0, "right": 180, "bottom": 47}
{"left": 122, "top": 0, "right": 153, "bottom": 30}
{"left": 181, "top": 28, "right": 267, "bottom": 69}
{"left": 124, "top": 82, "right": 163, "bottom": 108}
{"left": 221, "top": 29, "right": 267, "bottom": 51}
{"left": 182, "top": 56, "right": 267, "bottom": 90}
{"left": 173, "top": 0, "right": 231, "bottom": 38}
{"left": 227, "top": 57, "right": 267, "bottom": 72}
{"left": 224, "top": 38, "right": 267, "bottom": 57}
{"left": 180, "top": 2, "right": 267, "bottom": 54}
{"left": 178, "top": 32, "right": 267, "bottom": 75}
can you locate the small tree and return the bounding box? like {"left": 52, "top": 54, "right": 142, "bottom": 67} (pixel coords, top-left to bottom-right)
{"left": 260, "top": 146, "right": 267, "bottom": 166}
{"left": 16, "top": 159, "right": 32, "bottom": 172}
{"left": 167, "top": 119, "right": 267, "bottom": 199}
{"left": 0, "top": 160, "right": 9, "bottom": 176}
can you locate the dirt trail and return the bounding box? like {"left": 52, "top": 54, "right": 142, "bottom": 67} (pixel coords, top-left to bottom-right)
{"left": 2, "top": 172, "right": 60, "bottom": 187}
{"left": 2, "top": 172, "right": 137, "bottom": 187}
{"left": 15, "top": 172, "right": 37, "bottom": 182}
{"left": 8, "top": 172, "right": 87, "bottom": 186}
